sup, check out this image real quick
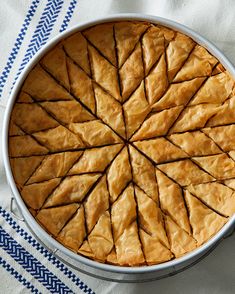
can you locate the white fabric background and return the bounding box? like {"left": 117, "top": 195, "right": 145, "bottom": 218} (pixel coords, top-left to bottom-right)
{"left": 0, "top": 0, "right": 235, "bottom": 293}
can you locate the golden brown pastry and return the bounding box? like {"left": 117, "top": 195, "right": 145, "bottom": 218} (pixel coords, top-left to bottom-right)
{"left": 9, "top": 21, "right": 235, "bottom": 267}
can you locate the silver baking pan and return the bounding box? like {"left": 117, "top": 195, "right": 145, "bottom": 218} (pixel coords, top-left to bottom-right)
{"left": 2, "top": 14, "right": 235, "bottom": 283}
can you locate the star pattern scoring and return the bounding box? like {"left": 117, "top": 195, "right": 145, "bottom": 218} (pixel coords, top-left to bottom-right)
{"left": 9, "top": 21, "right": 235, "bottom": 266}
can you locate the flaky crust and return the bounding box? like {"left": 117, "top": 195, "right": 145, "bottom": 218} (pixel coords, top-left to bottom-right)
{"left": 9, "top": 21, "right": 235, "bottom": 267}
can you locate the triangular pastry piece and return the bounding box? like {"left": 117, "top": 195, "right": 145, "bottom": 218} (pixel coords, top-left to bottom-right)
{"left": 187, "top": 182, "right": 235, "bottom": 217}
{"left": 66, "top": 58, "right": 95, "bottom": 113}
{"left": 120, "top": 43, "right": 144, "bottom": 101}
{"left": 184, "top": 190, "right": 227, "bottom": 245}
{"left": 164, "top": 215, "right": 197, "bottom": 257}
{"left": 88, "top": 211, "right": 113, "bottom": 261}
{"left": 115, "top": 21, "right": 149, "bottom": 67}
{"left": 142, "top": 25, "right": 165, "bottom": 75}
{"left": 10, "top": 156, "right": 45, "bottom": 187}
{"left": 174, "top": 45, "right": 217, "bottom": 82}
{"left": 36, "top": 203, "right": 79, "bottom": 236}
{"left": 63, "top": 32, "right": 90, "bottom": 75}
{"left": 44, "top": 173, "right": 102, "bottom": 207}
{"left": 69, "top": 144, "right": 123, "bottom": 175}
{"left": 115, "top": 222, "right": 145, "bottom": 266}
{"left": 78, "top": 240, "right": 95, "bottom": 259}
{"left": 111, "top": 184, "right": 136, "bottom": 241}
{"left": 9, "top": 121, "right": 25, "bottom": 136}
{"left": 135, "top": 186, "right": 169, "bottom": 247}
{"left": 156, "top": 170, "right": 191, "bottom": 233}
{"left": 107, "top": 147, "right": 132, "bottom": 203}
{"left": 134, "top": 138, "right": 188, "bottom": 164}
{"left": 27, "top": 151, "right": 82, "bottom": 184}
{"left": 17, "top": 91, "right": 33, "bottom": 103}
{"left": 9, "top": 135, "right": 48, "bottom": 157}
{"left": 83, "top": 23, "right": 116, "bottom": 66}
{"left": 22, "top": 65, "right": 72, "bottom": 101}
{"left": 40, "top": 43, "right": 70, "bottom": 90}
{"left": 10, "top": 103, "right": 58, "bottom": 133}
{"left": 85, "top": 175, "right": 109, "bottom": 233}
{"left": 33, "top": 125, "right": 84, "bottom": 151}
{"left": 21, "top": 178, "right": 60, "bottom": 210}
{"left": 139, "top": 229, "right": 172, "bottom": 265}
{"left": 88, "top": 45, "right": 121, "bottom": 101}
{"left": 203, "top": 125, "right": 235, "bottom": 152}
{"left": 57, "top": 205, "right": 86, "bottom": 252}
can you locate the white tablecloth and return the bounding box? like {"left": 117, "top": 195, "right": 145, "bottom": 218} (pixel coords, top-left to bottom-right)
{"left": 0, "top": 1, "right": 235, "bottom": 293}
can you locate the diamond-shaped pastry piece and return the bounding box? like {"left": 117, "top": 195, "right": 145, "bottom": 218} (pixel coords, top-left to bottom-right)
{"left": 22, "top": 65, "right": 72, "bottom": 101}
{"left": 152, "top": 77, "right": 205, "bottom": 111}
{"left": 115, "top": 21, "right": 149, "bottom": 67}
{"left": 120, "top": 43, "right": 144, "bottom": 101}
{"left": 203, "top": 125, "right": 235, "bottom": 152}
{"left": 134, "top": 137, "right": 188, "bottom": 164}
{"left": 156, "top": 170, "right": 191, "bottom": 233}
{"left": 69, "top": 120, "right": 122, "bottom": 146}
{"left": 173, "top": 45, "right": 218, "bottom": 82}
{"left": 169, "top": 104, "right": 222, "bottom": 134}
{"left": 184, "top": 190, "right": 227, "bottom": 245}
{"left": 123, "top": 81, "right": 150, "bottom": 139}
{"left": 63, "top": 32, "right": 90, "bottom": 75}
{"left": 135, "top": 186, "right": 169, "bottom": 247}
{"left": 88, "top": 45, "right": 121, "bottom": 101}
{"left": 69, "top": 144, "right": 123, "bottom": 175}
{"left": 84, "top": 23, "right": 116, "bottom": 66}
{"left": 40, "top": 100, "right": 95, "bottom": 124}
{"left": 145, "top": 53, "right": 168, "bottom": 104}
{"left": 187, "top": 182, "right": 235, "bottom": 217}
{"left": 131, "top": 106, "right": 183, "bottom": 141}
{"left": 40, "top": 44, "right": 70, "bottom": 90}
{"left": 115, "top": 222, "right": 145, "bottom": 266}
{"left": 85, "top": 175, "right": 109, "bottom": 233}
{"left": 27, "top": 151, "right": 83, "bottom": 184}
{"left": 168, "top": 131, "right": 222, "bottom": 156}
{"left": 88, "top": 211, "right": 113, "bottom": 261}
{"left": 129, "top": 145, "right": 158, "bottom": 202}
{"left": 158, "top": 159, "right": 214, "bottom": 186}
{"left": 36, "top": 203, "right": 79, "bottom": 236}
{"left": 94, "top": 84, "right": 125, "bottom": 137}
{"left": 44, "top": 173, "right": 102, "bottom": 207}
{"left": 107, "top": 146, "right": 132, "bottom": 203}
{"left": 192, "top": 154, "right": 235, "bottom": 180}
{"left": 57, "top": 205, "right": 86, "bottom": 252}
{"left": 164, "top": 215, "right": 197, "bottom": 258}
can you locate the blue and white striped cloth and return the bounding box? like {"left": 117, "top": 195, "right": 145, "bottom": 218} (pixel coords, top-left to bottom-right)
{"left": 0, "top": 1, "right": 235, "bottom": 293}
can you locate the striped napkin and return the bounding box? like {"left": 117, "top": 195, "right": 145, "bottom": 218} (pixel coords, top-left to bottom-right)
{"left": 0, "top": 1, "right": 235, "bottom": 293}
